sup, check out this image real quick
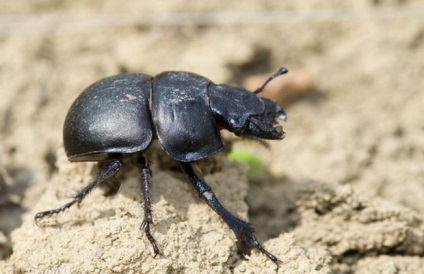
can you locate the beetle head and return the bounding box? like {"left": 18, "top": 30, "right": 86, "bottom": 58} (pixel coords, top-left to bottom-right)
{"left": 242, "top": 97, "right": 286, "bottom": 140}
{"left": 209, "top": 67, "right": 288, "bottom": 140}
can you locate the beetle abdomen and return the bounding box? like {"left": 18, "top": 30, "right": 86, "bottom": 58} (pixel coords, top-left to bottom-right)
{"left": 64, "top": 73, "right": 154, "bottom": 161}
{"left": 152, "top": 72, "right": 223, "bottom": 161}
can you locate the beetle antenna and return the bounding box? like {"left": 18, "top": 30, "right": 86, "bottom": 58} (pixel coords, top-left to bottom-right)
{"left": 253, "top": 67, "right": 288, "bottom": 94}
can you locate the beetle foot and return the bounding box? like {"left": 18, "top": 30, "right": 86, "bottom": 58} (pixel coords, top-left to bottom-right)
{"left": 236, "top": 231, "right": 280, "bottom": 268}
{"left": 34, "top": 200, "right": 79, "bottom": 226}
{"left": 141, "top": 219, "right": 160, "bottom": 256}
{"left": 231, "top": 218, "right": 280, "bottom": 268}
{"left": 137, "top": 156, "right": 160, "bottom": 257}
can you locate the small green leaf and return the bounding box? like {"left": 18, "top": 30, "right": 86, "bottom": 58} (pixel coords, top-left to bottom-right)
{"left": 227, "top": 148, "right": 263, "bottom": 175}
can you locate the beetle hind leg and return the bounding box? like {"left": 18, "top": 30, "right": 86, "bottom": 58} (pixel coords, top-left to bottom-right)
{"left": 137, "top": 156, "right": 160, "bottom": 256}
{"left": 180, "top": 162, "right": 280, "bottom": 267}
{"left": 34, "top": 159, "right": 122, "bottom": 224}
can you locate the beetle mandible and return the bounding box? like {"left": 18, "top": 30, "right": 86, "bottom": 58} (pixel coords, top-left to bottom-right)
{"left": 35, "top": 67, "right": 288, "bottom": 266}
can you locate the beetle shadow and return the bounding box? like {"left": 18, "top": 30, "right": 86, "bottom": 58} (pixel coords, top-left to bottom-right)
{"left": 0, "top": 165, "right": 34, "bottom": 259}
{"left": 245, "top": 173, "right": 301, "bottom": 242}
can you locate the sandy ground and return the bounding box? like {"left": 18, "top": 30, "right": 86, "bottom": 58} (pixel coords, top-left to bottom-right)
{"left": 1, "top": 1, "right": 424, "bottom": 273}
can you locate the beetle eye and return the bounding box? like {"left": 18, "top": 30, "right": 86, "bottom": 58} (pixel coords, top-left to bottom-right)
{"left": 277, "top": 109, "right": 287, "bottom": 122}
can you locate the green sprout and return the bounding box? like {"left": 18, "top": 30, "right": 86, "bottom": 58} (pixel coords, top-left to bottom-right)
{"left": 227, "top": 148, "right": 263, "bottom": 175}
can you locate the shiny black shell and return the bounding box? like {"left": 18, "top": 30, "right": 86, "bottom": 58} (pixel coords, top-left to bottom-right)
{"left": 63, "top": 72, "right": 227, "bottom": 162}
{"left": 152, "top": 72, "right": 223, "bottom": 161}
{"left": 63, "top": 73, "right": 153, "bottom": 162}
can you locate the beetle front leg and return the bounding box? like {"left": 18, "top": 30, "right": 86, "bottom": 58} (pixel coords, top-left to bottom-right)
{"left": 180, "top": 162, "right": 280, "bottom": 267}
{"left": 137, "top": 156, "right": 160, "bottom": 256}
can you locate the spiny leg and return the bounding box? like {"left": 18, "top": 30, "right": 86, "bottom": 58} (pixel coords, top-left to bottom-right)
{"left": 34, "top": 160, "right": 122, "bottom": 224}
{"left": 180, "top": 162, "right": 280, "bottom": 267}
{"left": 137, "top": 156, "right": 160, "bottom": 256}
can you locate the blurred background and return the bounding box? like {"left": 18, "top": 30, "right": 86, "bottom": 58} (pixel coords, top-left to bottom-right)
{"left": 1, "top": 0, "right": 423, "bottom": 272}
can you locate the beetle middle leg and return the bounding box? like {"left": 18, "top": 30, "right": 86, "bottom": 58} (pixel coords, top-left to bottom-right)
{"left": 34, "top": 159, "right": 122, "bottom": 224}
{"left": 137, "top": 156, "right": 160, "bottom": 256}
{"left": 180, "top": 162, "right": 280, "bottom": 266}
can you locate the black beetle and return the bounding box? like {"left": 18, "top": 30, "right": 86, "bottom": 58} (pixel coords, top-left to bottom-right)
{"left": 35, "top": 67, "right": 288, "bottom": 266}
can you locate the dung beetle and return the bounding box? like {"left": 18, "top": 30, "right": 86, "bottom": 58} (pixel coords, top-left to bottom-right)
{"left": 35, "top": 67, "right": 288, "bottom": 267}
